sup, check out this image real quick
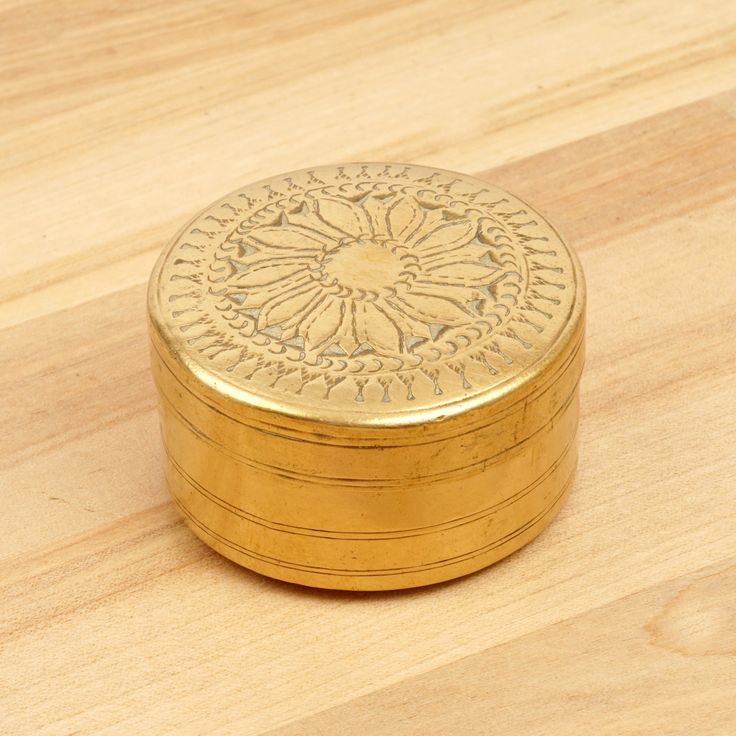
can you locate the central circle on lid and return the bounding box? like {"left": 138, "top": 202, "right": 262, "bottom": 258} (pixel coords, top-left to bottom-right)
{"left": 319, "top": 238, "right": 413, "bottom": 294}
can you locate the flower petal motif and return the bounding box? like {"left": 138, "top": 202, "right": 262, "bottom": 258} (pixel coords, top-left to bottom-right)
{"left": 387, "top": 195, "right": 425, "bottom": 243}
{"left": 233, "top": 259, "right": 311, "bottom": 288}
{"left": 415, "top": 238, "right": 482, "bottom": 269}
{"left": 373, "top": 299, "right": 434, "bottom": 342}
{"left": 313, "top": 196, "right": 372, "bottom": 240}
{"left": 258, "top": 283, "right": 322, "bottom": 330}
{"left": 361, "top": 194, "right": 394, "bottom": 239}
{"left": 248, "top": 224, "right": 337, "bottom": 252}
{"left": 240, "top": 273, "right": 314, "bottom": 308}
{"left": 390, "top": 290, "right": 473, "bottom": 326}
{"left": 418, "top": 261, "right": 499, "bottom": 287}
{"left": 278, "top": 290, "right": 332, "bottom": 335}
{"left": 413, "top": 219, "right": 475, "bottom": 253}
{"left": 298, "top": 295, "right": 346, "bottom": 350}
{"left": 352, "top": 300, "right": 403, "bottom": 355}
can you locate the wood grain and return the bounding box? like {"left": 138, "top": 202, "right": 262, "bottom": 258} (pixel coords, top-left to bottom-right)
{"left": 1, "top": 2, "right": 735, "bottom": 734}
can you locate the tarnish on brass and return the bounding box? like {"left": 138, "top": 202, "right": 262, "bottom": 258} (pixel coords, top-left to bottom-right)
{"left": 148, "top": 163, "right": 585, "bottom": 590}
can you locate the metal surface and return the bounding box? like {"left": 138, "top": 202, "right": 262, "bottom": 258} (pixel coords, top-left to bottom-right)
{"left": 148, "top": 163, "right": 585, "bottom": 590}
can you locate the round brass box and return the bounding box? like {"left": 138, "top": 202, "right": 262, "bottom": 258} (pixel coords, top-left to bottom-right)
{"left": 148, "top": 163, "right": 585, "bottom": 590}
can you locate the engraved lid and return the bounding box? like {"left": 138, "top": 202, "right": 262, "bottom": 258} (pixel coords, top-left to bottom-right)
{"left": 148, "top": 163, "right": 584, "bottom": 434}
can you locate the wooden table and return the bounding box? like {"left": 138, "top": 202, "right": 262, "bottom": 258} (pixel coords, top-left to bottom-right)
{"left": 2, "top": 2, "right": 735, "bottom": 733}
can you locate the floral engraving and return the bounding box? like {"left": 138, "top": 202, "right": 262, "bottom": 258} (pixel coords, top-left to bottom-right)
{"left": 159, "top": 164, "right": 575, "bottom": 408}
{"left": 215, "top": 189, "right": 521, "bottom": 370}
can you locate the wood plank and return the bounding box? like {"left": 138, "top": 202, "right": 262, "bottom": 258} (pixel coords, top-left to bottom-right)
{"left": 2, "top": 95, "right": 735, "bottom": 734}
{"left": 3, "top": 2, "right": 736, "bottom": 733}
{"left": 4, "top": 1, "right": 736, "bottom": 327}
{"left": 269, "top": 559, "right": 736, "bottom": 736}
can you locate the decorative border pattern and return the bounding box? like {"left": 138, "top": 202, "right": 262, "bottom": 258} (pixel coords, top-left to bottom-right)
{"left": 155, "top": 164, "right": 575, "bottom": 410}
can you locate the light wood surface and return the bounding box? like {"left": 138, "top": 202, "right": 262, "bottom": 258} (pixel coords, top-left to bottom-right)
{"left": 2, "top": 1, "right": 735, "bottom": 733}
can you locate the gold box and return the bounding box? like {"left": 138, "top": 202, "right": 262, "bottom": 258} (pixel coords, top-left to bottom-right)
{"left": 148, "top": 163, "right": 585, "bottom": 590}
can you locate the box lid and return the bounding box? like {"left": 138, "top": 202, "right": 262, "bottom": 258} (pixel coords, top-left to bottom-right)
{"left": 148, "top": 163, "right": 584, "bottom": 440}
